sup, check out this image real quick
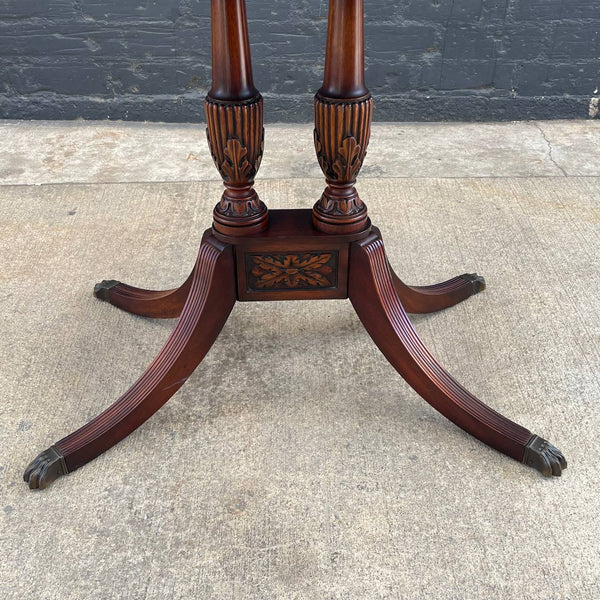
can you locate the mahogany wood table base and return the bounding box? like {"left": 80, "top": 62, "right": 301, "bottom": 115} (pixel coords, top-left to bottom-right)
{"left": 23, "top": 210, "right": 566, "bottom": 489}
{"left": 24, "top": 0, "right": 566, "bottom": 489}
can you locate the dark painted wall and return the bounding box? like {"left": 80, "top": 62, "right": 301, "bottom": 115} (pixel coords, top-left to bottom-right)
{"left": 1, "top": 1, "right": 599, "bottom": 122}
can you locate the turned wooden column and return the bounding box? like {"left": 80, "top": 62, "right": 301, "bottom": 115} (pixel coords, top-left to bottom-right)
{"left": 206, "top": 0, "right": 268, "bottom": 236}
{"left": 312, "top": 0, "right": 373, "bottom": 234}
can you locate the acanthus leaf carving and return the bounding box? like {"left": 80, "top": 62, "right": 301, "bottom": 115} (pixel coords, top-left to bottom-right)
{"left": 318, "top": 193, "right": 365, "bottom": 217}
{"left": 332, "top": 136, "right": 362, "bottom": 182}
{"left": 205, "top": 95, "right": 267, "bottom": 232}
{"left": 314, "top": 129, "right": 328, "bottom": 176}
{"left": 221, "top": 138, "right": 253, "bottom": 184}
{"left": 248, "top": 253, "right": 337, "bottom": 290}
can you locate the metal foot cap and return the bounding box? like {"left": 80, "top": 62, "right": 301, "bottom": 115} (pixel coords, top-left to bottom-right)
{"left": 23, "top": 446, "right": 68, "bottom": 490}
{"left": 93, "top": 279, "right": 120, "bottom": 301}
{"left": 523, "top": 435, "right": 567, "bottom": 477}
{"left": 461, "top": 273, "right": 486, "bottom": 294}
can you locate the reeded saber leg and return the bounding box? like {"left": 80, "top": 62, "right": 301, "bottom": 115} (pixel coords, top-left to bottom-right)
{"left": 92, "top": 231, "right": 214, "bottom": 319}
{"left": 24, "top": 236, "right": 236, "bottom": 489}
{"left": 349, "top": 230, "right": 566, "bottom": 477}
{"left": 93, "top": 270, "right": 195, "bottom": 319}
{"left": 390, "top": 266, "right": 486, "bottom": 314}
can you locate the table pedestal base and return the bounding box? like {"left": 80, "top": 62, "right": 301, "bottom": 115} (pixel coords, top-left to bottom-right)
{"left": 24, "top": 209, "right": 566, "bottom": 490}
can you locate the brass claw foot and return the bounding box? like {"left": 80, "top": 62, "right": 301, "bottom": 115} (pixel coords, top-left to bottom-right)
{"left": 23, "top": 446, "right": 68, "bottom": 490}
{"left": 460, "top": 273, "right": 486, "bottom": 294}
{"left": 93, "top": 280, "right": 120, "bottom": 302}
{"left": 523, "top": 435, "right": 567, "bottom": 477}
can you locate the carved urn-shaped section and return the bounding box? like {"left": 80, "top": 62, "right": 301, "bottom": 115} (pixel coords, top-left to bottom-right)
{"left": 205, "top": 95, "right": 267, "bottom": 235}
{"left": 313, "top": 93, "right": 373, "bottom": 233}
{"left": 312, "top": 0, "right": 372, "bottom": 234}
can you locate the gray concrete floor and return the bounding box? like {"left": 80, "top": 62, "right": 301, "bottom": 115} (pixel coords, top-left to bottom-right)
{"left": 0, "top": 120, "right": 599, "bottom": 600}
{"left": 2, "top": 119, "right": 600, "bottom": 184}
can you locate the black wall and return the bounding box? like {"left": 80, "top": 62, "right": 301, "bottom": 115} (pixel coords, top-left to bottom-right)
{"left": 1, "top": 1, "right": 599, "bottom": 122}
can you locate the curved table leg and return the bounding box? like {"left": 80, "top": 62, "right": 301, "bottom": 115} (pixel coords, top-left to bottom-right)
{"left": 93, "top": 233, "right": 214, "bottom": 318}
{"left": 92, "top": 231, "right": 215, "bottom": 319}
{"left": 93, "top": 272, "right": 194, "bottom": 319}
{"left": 349, "top": 231, "right": 566, "bottom": 477}
{"left": 24, "top": 235, "right": 236, "bottom": 489}
{"left": 389, "top": 262, "right": 485, "bottom": 314}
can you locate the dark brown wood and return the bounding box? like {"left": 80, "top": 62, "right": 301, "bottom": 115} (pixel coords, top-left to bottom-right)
{"left": 232, "top": 210, "right": 355, "bottom": 301}
{"left": 208, "top": 0, "right": 258, "bottom": 101}
{"left": 247, "top": 252, "right": 339, "bottom": 291}
{"left": 92, "top": 230, "right": 214, "bottom": 320}
{"left": 313, "top": 0, "right": 372, "bottom": 234}
{"left": 93, "top": 273, "right": 193, "bottom": 319}
{"left": 23, "top": 210, "right": 566, "bottom": 488}
{"left": 89, "top": 217, "right": 484, "bottom": 315}
{"left": 24, "top": 236, "right": 236, "bottom": 489}
{"left": 206, "top": 0, "right": 267, "bottom": 236}
{"left": 320, "top": 0, "right": 369, "bottom": 100}
{"left": 391, "top": 268, "right": 486, "bottom": 314}
{"left": 24, "top": 2, "right": 566, "bottom": 490}
{"left": 348, "top": 229, "right": 565, "bottom": 474}
{"left": 213, "top": 208, "right": 371, "bottom": 246}
{"left": 216, "top": 209, "right": 364, "bottom": 302}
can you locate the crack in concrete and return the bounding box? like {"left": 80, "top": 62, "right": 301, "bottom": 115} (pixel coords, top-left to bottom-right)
{"left": 534, "top": 122, "right": 568, "bottom": 176}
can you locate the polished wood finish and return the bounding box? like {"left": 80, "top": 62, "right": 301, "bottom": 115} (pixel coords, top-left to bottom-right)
{"left": 25, "top": 237, "right": 235, "bottom": 488}
{"left": 208, "top": 0, "right": 258, "bottom": 101}
{"left": 230, "top": 209, "right": 357, "bottom": 301}
{"left": 93, "top": 274, "right": 193, "bottom": 319}
{"left": 350, "top": 230, "right": 533, "bottom": 461}
{"left": 348, "top": 230, "right": 563, "bottom": 476}
{"left": 391, "top": 269, "right": 486, "bottom": 314}
{"left": 313, "top": 94, "right": 373, "bottom": 234}
{"left": 23, "top": 214, "right": 565, "bottom": 488}
{"left": 206, "top": 0, "right": 267, "bottom": 235}
{"left": 205, "top": 95, "right": 267, "bottom": 235}
{"left": 63, "top": 237, "right": 234, "bottom": 472}
{"left": 24, "top": 1, "right": 566, "bottom": 490}
{"left": 320, "top": 0, "right": 369, "bottom": 99}
{"left": 313, "top": 0, "right": 372, "bottom": 234}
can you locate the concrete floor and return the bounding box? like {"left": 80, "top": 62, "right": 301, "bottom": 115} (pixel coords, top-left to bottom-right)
{"left": 0, "top": 120, "right": 599, "bottom": 599}
{"left": 2, "top": 119, "right": 600, "bottom": 184}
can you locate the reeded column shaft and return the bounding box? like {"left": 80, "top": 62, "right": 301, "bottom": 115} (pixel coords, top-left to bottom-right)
{"left": 206, "top": 0, "right": 268, "bottom": 236}
{"left": 313, "top": 0, "right": 373, "bottom": 234}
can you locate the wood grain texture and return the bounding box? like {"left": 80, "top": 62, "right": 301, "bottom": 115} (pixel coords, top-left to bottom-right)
{"left": 91, "top": 230, "right": 214, "bottom": 320}
{"left": 20, "top": 0, "right": 569, "bottom": 492}
{"left": 208, "top": 0, "right": 259, "bottom": 101}
{"left": 390, "top": 268, "right": 486, "bottom": 314}
{"left": 320, "top": 0, "right": 369, "bottom": 100}
{"left": 53, "top": 236, "right": 235, "bottom": 475}
{"left": 205, "top": 95, "right": 267, "bottom": 235}
{"left": 349, "top": 230, "right": 535, "bottom": 463}
{"left": 93, "top": 273, "right": 194, "bottom": 319}
{"left": 246, "top": 252, "right": 338, "bottom": 291}
{"left": 8, "top": 174, "right": 592, "bottom": 595}
{"left": 230, "top": 210, "right": 356, "bottom": 302}
{"left": 313, "top": 0, "right": 372, "bottom": 233}
{"left": 206, "top": 0, "right": 267, "bottom": 235}
{"left": 313, "top": 93, "right": 373, "bottom": 233}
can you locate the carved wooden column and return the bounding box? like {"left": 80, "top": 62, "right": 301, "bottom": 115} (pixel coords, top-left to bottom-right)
{"left": 313, "top": 0, "right": 373, "bottom": 234}
{"left": 206, "top": 0, "right": 268, "bottom": 235}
